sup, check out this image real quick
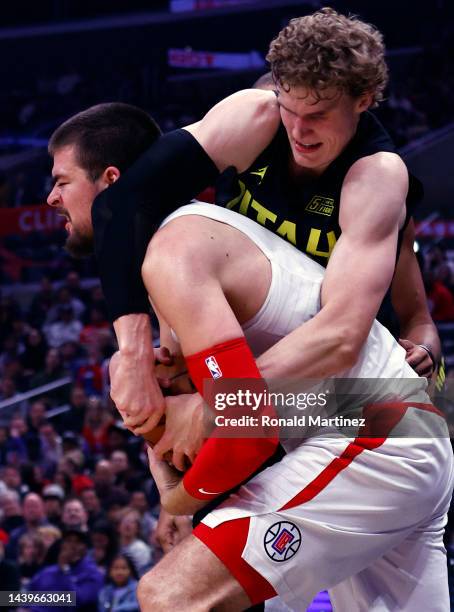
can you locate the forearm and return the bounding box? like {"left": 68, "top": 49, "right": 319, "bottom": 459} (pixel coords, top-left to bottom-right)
{"left": 257, "top": 305, "right": 357, "bottom": 380}
{"left": 162, "top": 481, "right": 206, "bottom": 516}
{"left": 113, "top": 314, "right": 154, "bottom": 357}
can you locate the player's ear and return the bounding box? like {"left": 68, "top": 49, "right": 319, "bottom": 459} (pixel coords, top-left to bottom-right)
{"left": 102, "top": 166, "right": 121, "bottom": 186}
{"left": 356, "top": 92, "right": 373, "bottom": 113}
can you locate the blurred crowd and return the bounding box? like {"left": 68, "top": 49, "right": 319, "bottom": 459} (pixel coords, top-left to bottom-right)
{"left": 422, "top": 245, "right": 454, "bottom": 323}
{"left": 0, "top": 270, "right": 184, "bottom": 611}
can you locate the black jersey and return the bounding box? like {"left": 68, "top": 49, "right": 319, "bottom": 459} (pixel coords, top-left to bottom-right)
{"left": 216, "top": 111, "right": 421, "bottom": 267}
{"left": 215, "top": 112, "right": 423, "bottom": 336}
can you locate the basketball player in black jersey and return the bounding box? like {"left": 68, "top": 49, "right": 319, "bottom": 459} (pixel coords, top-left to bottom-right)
{"left": 87, "top": 8, "right": 439, "bottom": 444}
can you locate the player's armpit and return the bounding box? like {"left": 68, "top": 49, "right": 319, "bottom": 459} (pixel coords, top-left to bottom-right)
{"left": 184, "top": 89, "right": 280, "bottom": 174}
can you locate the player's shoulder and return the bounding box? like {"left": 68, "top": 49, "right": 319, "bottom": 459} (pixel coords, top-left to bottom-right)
{"left": 225, "top": 88, "right": 279, "bottom": 118}
{"left": 348, "top": 150, "right": 408, "bottom": 184}
{"left": 184, "top": 89, "right": 280, "bottom": 172}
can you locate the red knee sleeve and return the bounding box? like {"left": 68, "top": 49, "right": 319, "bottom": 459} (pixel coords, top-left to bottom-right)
{"left": 183, "top": 337, "right": 278, "bottom": 500}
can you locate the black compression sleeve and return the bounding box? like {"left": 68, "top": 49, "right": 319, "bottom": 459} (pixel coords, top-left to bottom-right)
{"left": 91, "top": 129, "right": 219, "bottom": 322}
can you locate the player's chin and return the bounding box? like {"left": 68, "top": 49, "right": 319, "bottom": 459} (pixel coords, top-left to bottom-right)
{"left": 64, "top": 231, "right": 94, "bottom": 259}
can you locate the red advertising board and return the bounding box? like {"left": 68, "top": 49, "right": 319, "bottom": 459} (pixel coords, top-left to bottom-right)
{"left": 0, "top": 205, "right": 66, "bottom": 237}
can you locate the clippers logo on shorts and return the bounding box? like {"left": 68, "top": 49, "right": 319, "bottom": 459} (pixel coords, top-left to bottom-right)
{"left": 205, "top": 356, "right": 223, "bottom": 379}
{"left": 264, "top": 521, "right": 301, "bottom": 562}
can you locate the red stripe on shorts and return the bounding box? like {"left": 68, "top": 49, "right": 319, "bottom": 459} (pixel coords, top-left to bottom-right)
{"left": 279, "top": 401, "right": 440, "bottom": 512}
{"left": 194, "top": 519, "right": 277, "bottom": 605}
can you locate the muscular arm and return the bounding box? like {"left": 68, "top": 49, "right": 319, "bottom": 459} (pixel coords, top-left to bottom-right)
{"left": 391, "top": 219, "right": 441, "bottom": 375}
{"left": 93, "top": 90, "right": 279, "bottom": 426}
{"left": 92, "top": 89, "right": 279, "bottom": 323}
{"left": 258, "top": 153, "right": 408, "bottom": 379}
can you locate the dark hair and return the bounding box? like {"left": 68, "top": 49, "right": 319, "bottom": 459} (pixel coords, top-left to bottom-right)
{"left": 106, "top": 552, "right": 139, "bottom": 583}
{"left": 48, "top": 103, "right": 162, "bottom": 181}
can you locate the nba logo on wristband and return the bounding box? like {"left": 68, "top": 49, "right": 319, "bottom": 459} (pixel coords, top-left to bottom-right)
{"left": 205, "top": 356, "right": 223, "bottom": 379}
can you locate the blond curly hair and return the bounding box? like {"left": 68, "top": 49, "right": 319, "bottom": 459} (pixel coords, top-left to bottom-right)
{"left": 267, "top": 7, "right": 388, "bottom": 106}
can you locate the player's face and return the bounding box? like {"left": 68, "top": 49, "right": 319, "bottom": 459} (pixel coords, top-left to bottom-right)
{"left": 277, "top": 86, "right": 371, "bottom": 177}
{"left": 47, "top": 145, "right": 105, "bottom": 258}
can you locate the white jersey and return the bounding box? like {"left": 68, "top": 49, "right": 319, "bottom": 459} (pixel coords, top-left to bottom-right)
{"left": 162, "top": 201, "right": 417, "bottom": 381}
{"left": 162, "top": 202, "right": 453, "bottom": 612}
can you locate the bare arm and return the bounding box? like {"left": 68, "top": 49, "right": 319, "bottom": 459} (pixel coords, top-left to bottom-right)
{"left": 257, "top": 152, "right": 408, "bottom": 379}
{"left": 103, "top": 89, "right": 279, "bottom": 427}
{"left": 391, "top": 219, "right": 441, "bottom": 376}
{"left": 184, "top": 89, "right": 280, "bottom": 173}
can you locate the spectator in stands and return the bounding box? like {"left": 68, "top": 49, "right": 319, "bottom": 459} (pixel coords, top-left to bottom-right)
{"left": 0, "top": 376, "right": 18, "bottom": 401}
{"left": 28, "top": 348, "right": 68, "bottom": 404}
{"left": 54, "top": 385, "right": 87, "bottom": 434}
{"left": 61, "top": 499, "right": 89, "bottom": 533}
{"left": 27, "top": 528, "right": 104, "bottom": 612}
{"left": 0, "top": 426, "right": 8, "bottom": 466}
{"left": 0, "top": 334, "right": 24, "bottom": 383}
{"left": 20, "top": 462, "right": 45, "bottom": 495}
{"left": 76, "top": 345, "right": 104, "bottom": 396}
{"left": 28, "top": 277, "right": 55, "bottom": 329}
{"left": 0, "top": 488, "right": 23, "bottom": 533}
{"left": 44, "top": 305, "right": 83, "bottom": 349}
{"left": 59, "top": 340, "right": 85, "bottom": 378}
{"left": 110, "top": 450, "right": 129, "bottom": 478}
{"left": 79, "top": 306, "right": 110, "bottom": 348}
{"left": 58, "top": 450, "right": 94, "bottom": 496}
{"left": 118, "top": 510, "right": 152, "bottom": 575}
{"left": 0, "top": 535, "right": 20, "bottom": 596}
{"left": 64, "top": 271, "right": 89, "bottom": 303}
{"left": 105, "top": 423, "right": 131, "bottom": 454}
{"left": 129, "top": 490, "right": 157, "bottom": 542}
{"left": 86, "top": 285, "right": 108, "bottom": 320}
{"left": 38, "top": 423, "right": 63, "bottom": 476}
{"left": 0, "top": 295, "right": 22, "bottom": 345}
{"left": 6, "top": 417, "right": 28, "bottom": 465}
{"left": 53, "top": 470, "right": 73, "bottom": 498}
{"left": 41, "top": 484, "right": 65, "bottom": 529}
{"left": 20, "top": 329, "right": 48, "bottom": 381}
{"left": 424, "top": 268, "right": 454, "bottom": 321}
{"left": 6, "top": 493, "right": 47, "bottom": 560}
{"left": 98, "top": 553, "right": 140, "bottom": 612}
{"left": 80, "top": 487, "right": 104, "bottom": 528}
{"left": 82, "top": 397, "right": 113, "bottom": 456}
{"left": 45, "top": 286, "right": 85, "bottom": 325}
{"left": 36, "top": 525, "right": 62, "bottom": 558}
{"left": 28, "top": 397, "right": 47, "bottom": 426}
{"left": 17, "top": 532, "right": 46, "bottom": 585}
{"left": 90, "top": 520, "right": 118, "bottom": 573}
{"left": 93, "top": 460, "right": 126, "bottom": 509}
{"left": 24, "top": 400, "right": 48, "bottom": 462}
{"left": 1, "top": 465, "right": 23, "bottom": 494}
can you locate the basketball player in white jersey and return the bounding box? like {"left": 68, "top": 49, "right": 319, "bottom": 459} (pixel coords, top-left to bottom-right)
{"left": 46, "top": 103, "right": 451, "bottom": 611}
{"left": 136, "top": 201, "right": 453, "bottom": 612}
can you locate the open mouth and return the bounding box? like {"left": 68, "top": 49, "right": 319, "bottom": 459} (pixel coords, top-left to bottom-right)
{"left": 294, "top": 141, "right": 322, "bottom": 153}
